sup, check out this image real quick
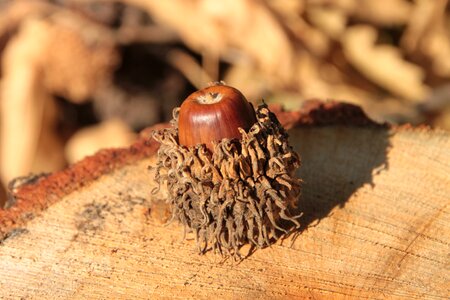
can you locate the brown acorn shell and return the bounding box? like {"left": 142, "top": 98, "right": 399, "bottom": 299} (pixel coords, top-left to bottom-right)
{"left": 178, "top": 85, "right": 257, "bottom": 150}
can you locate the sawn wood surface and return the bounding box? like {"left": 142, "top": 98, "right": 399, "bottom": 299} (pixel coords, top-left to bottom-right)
{"left": 0, "top": 118, "right": 449, "bottom": 299}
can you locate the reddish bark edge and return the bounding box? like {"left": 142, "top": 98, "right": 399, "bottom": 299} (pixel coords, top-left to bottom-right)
{"left": 0, "top": 125, "right": 163, "bottom": 241}
{"left": 269, "top": 100, "right": 385, "bottom": 129}
{"left": 0, "top": 102, "right": 382, "bottom": 241}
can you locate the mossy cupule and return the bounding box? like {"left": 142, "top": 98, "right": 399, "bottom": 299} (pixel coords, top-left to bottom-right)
{"left": 152, "top": 87, "right": 301, "bottom": 257}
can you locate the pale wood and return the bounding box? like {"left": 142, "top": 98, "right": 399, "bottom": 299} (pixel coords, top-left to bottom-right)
{"left": 0, "top": 125, "right": 449, "bottom": 299}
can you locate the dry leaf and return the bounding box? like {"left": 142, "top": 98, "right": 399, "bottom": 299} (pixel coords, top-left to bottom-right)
{"left": 351, "top": 0, "right": 412, "bottom": 26}
{"left": 0, "top": 17, "right": 63, "bottom": 185}
{"left": 342, "top": 25, "right": 429, "bottom": 102}
{"left": 127, "top": 0, "right": 296, "bottom": 85}
{"left": 41, "top": 12, "right": 118, "bottom": 103}
{"left": 0, "top": 3, "right": 118, "bottom": 185}
{"left": 402, "top": 0, "right": 450, "bottom": 77}
{"left": 424, "top": 30, "right": 450, "bottom": 77}
{"left": 65, "top": 119, "right": 136, "bottom": 164}
{"left": 307, "top": 7, "right": 347, "bottom": 39}
{"left": 401, "top": 0, "right": 438, "bottom": 52}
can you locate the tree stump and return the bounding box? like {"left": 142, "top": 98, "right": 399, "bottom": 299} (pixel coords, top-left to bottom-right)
{"left": 0, "top": 103, "right": 448, "bottom": 299}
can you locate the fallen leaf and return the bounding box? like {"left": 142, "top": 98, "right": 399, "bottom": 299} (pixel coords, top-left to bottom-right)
{"left": 65, "top": 119, "right": 136, "bottom": 164}
{"left": 342, "top": 25, "right": 429, "bottom": 102}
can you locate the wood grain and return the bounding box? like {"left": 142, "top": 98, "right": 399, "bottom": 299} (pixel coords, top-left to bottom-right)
{"left": 0, "top": 124, "right": 449, "bottom": 299}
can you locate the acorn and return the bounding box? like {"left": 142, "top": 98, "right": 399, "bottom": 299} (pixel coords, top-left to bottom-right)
{"left": 153, "top": 82, "right": 301, "bottom": 257}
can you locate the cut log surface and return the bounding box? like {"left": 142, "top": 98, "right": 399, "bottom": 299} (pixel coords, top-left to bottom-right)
{"left": 0, "top": 103, "right": 449, "bottom": 299}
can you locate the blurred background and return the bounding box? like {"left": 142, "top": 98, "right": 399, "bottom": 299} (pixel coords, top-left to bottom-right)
{"left": 0, "top": 0, "right": 449, "bottom": 205}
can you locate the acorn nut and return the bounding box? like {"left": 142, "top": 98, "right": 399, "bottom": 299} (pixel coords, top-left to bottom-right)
{"left": 178, "top": 85, "right": 257, "bottom": 150}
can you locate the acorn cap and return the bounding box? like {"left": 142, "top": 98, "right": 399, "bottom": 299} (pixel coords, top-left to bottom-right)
{"left": 152, "top": 85, "right": 301, "bottom": 258}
